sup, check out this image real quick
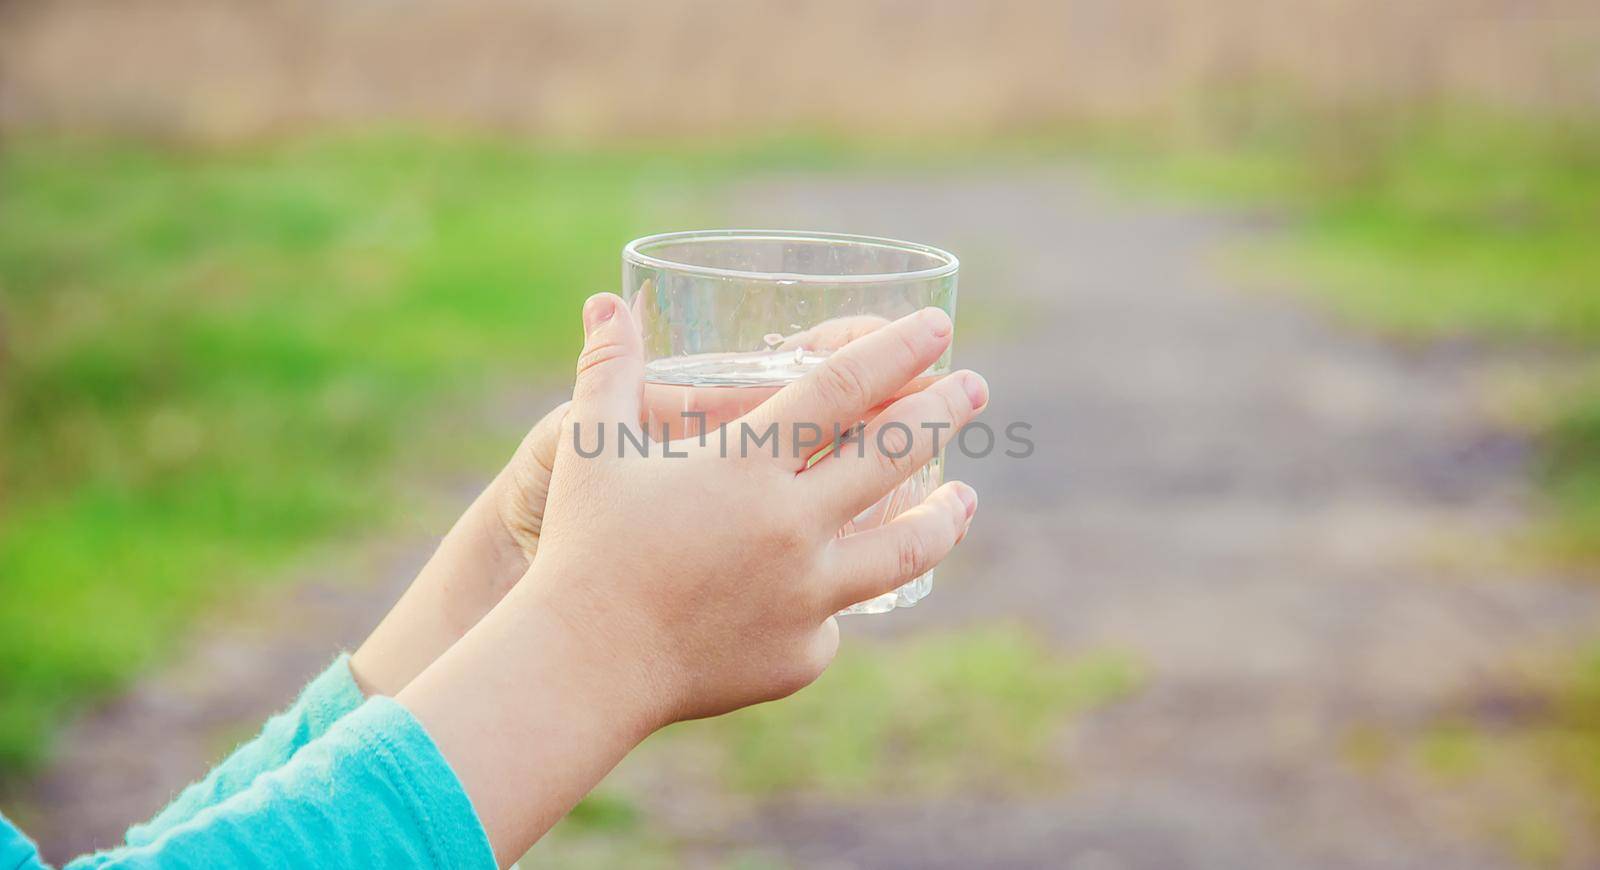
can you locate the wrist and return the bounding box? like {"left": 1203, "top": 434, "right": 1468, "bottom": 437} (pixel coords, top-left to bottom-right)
{"left": 351, "top": 481, "right": 529, "bottom": 697}
{"left": 397, "top": 571, "right": 662, "bottom": 862}
{"left": 512, "top": 564, "right": 678, "bottom": 740}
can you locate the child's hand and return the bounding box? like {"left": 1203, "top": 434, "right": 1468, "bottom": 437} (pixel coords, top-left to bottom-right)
{"left": 530, "top": 294, "right": 984, "bottom": 724}
{"left": 354, "top": 305, "right": 962, "bottom": 705}
{"left": 400, "top": 294, "right": 986, "bottom": 862}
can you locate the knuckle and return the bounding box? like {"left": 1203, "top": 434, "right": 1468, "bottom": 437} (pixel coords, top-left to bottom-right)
{"left": 816, "top": 354, "right": 873, "bottom": 408}
{"left": 763, "top": 510, "right": 811, "bottom": 555}
{"left": 575, "top": 341, "right": 630, "bottom": 378}
{"left": 938, "top": 382, "right": 970, "bottom": 425}
{"left": 874, "top": 424, "right": 919, "bottom": 476}
{"left": 895, "top": 530, "right": 930, "bottom": 580}
{"left": 806, "top": 552, "right": 848, "bottom": 612}
{"left": 878, "top": 421, "right": 915, "bottom": 457}
{"left": 893, "top": 326, "right": 925, "bottom": 368}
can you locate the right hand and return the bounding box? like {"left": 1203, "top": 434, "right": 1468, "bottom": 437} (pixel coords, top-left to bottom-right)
{"left": 526, "top": 293, "right": 987, "bottom": 726}
{"left": 399, "top": 293, "right": 987, "bottom": 864}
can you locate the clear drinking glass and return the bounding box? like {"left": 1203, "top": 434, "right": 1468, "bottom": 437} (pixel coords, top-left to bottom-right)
{"left": 622, "top": 230, "right": 959, "bottom": 614}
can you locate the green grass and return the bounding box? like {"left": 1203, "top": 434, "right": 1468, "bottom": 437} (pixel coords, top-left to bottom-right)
{"left": 663, "top": 628, "right": 1141, "bottom": 795}
{"left": 0, "top": 129, "right": 1038, "bottom": 776}
{"left": 0, "top": 129, "right": 1051, "bottom": 776}
{"left": 0, "top": 135, "right": 724, "bottom": 772}
{"left": 1540, "top": 391, "right": 1600, "bottom": 563}
{"left": 1101, "top": 108, "right": 1600, "bottom": 340}
{"left": 0, "top": 128, "right": 1112, "bottom": 776}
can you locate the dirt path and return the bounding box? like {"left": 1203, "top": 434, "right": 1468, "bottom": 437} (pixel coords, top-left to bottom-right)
{"left": 15, "top": 168, "right": 1598, "bottom": 868}
{"left": 688, "top": 170, "right": 1599, "bottom": 868}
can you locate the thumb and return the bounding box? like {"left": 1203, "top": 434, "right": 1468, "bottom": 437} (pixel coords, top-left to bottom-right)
{"left": 572, "top": 292, "right": 644, "bottom": 426}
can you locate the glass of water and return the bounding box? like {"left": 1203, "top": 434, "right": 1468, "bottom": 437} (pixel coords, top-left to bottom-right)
{"left": 622, "top": 230, "right": 959, "bottom": 614}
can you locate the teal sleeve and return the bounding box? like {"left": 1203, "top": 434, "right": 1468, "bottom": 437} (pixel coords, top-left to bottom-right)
{"left": 124, "top": 654, "right": 365, "bottom": 847}
{"left": 1, "top": 812, "right": 48, "bottom": 870}
{"left": 63, "top": 698, "right": 496, "bottom": 869}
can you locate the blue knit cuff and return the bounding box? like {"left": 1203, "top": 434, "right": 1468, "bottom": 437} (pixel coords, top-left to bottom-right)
{"left": 341, "top": 698, "right": 497, "bottom": 870}
{"left": 302, "top": 653, "right": 367, "bottom": 733}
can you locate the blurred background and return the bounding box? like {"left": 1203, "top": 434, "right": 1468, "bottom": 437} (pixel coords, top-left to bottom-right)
{"left": 2, "top": 1, "right": 1599, "bottom": 867}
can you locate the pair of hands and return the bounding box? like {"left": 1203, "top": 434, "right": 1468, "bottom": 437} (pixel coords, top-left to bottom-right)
{"left": 353, "top": 294, "right": 988, "bottom": 865}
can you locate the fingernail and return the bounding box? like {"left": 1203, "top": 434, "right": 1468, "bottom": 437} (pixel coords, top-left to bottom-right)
{"left": 954, "top": 483, "right": 978, "bottom": 518}
{"left": 921, "top": 307, "right": 952, "bottom": 338}
{"left": 960, "top": 371, "right": 988, "bottom": 409}
{"left": 582, "top": 294, "right": 616, "bottom": 337}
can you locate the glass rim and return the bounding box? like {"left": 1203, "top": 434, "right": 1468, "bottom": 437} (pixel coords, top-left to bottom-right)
{"left": 623, "top": 229, "right": 959, "bottom": 285}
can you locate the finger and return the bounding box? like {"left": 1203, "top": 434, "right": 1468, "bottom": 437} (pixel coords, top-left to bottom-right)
{"left": 776, "top": 315, "right": 891, "bottom": 352}
{"left": 498, "top": 401, "right": 571, "bottom": 557}
{"left": 821, "top": 481, "right": 976, "bottom": 613}
{"left": 807, "top": 370, "right": 988, "bottom": 520}
{"left": 641, "top": 381, "right": 760, "bottom": 442}
{"left": 743, "top": 307, "right": 952, "bottom": 471}
{"left": 571, "top": 293, "right": 643, "bottom": 428}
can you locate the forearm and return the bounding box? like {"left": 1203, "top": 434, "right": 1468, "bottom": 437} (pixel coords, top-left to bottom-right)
{"left": 396, "top": 569, "right": 662, "bottom": 867}
{"left": 352, "top": 399, "right": 565, "bottom": 700}
{"left": 351, "top": 475, "right": 527, "bottom": 697}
